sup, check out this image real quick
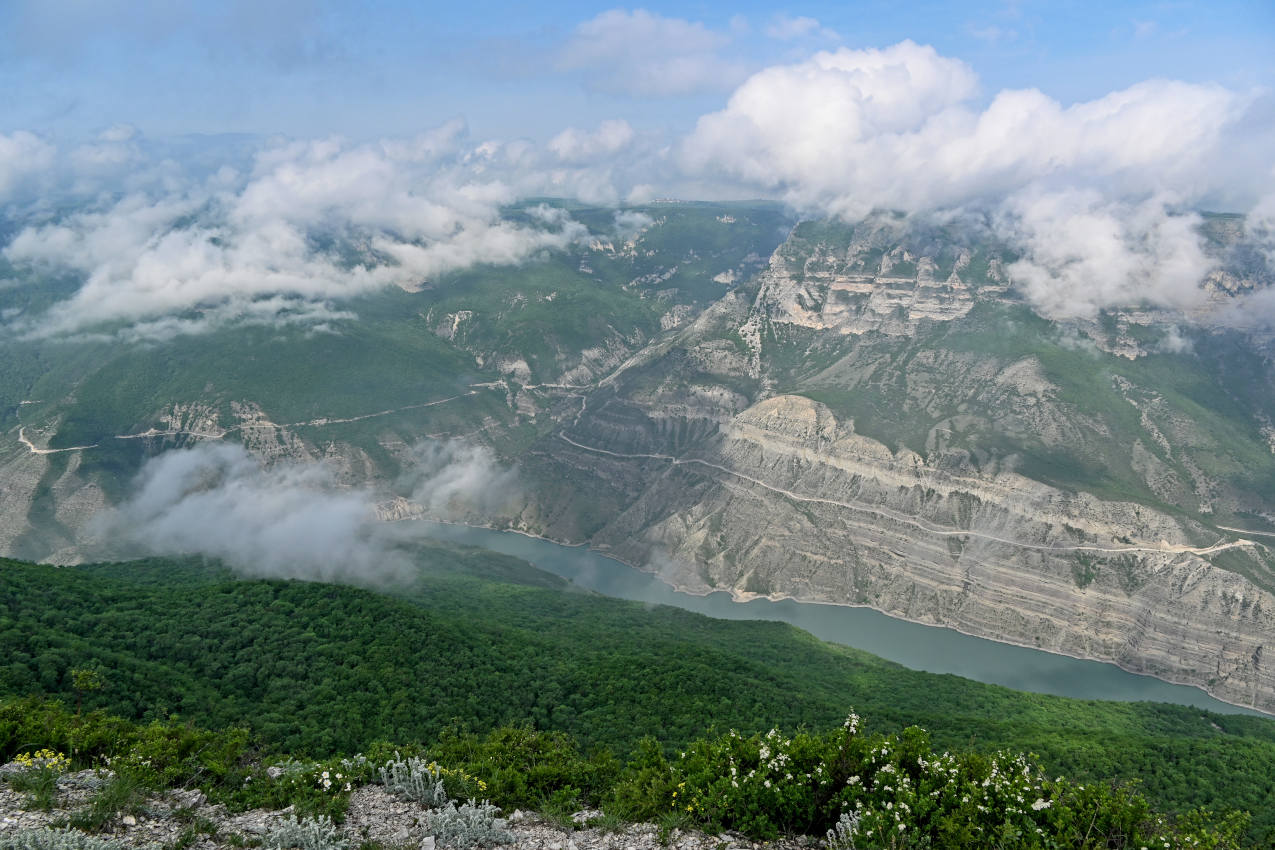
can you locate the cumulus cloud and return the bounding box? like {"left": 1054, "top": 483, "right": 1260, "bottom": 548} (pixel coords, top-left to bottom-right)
{"left": 5, "top": 36, "right": 1274, "bottom": 331}
{"left": 681, "top": 41, "right": 1275, "bottom": 316}
{"left": 92, "top": 438, "right": 519, "bottom": 584}
{"left": 557, "top": 9, "right": 749, "bottom": 97}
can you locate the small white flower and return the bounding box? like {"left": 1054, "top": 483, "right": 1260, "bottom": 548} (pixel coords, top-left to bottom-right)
{"left": 1031, "top": 798, "right": 1051, "bottom": 811}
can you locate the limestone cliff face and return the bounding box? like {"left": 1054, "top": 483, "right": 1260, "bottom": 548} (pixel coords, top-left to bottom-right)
{"left": 556, "top": 394, "right": 1275, "bottom": 713}
{"left": 516, "top": 219, "right": 1275, "bottom": 713}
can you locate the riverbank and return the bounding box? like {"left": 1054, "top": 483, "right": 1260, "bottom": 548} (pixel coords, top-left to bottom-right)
{"left": 396, "top": 517, "right": 1271, "bottom": 717}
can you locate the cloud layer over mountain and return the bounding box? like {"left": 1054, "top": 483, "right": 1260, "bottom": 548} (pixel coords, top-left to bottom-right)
{"left": 680, "top": 41, "right": 1274, "bottom": 317}
{"left": 2, "top": 37, "right": 1273, "bottom": 334}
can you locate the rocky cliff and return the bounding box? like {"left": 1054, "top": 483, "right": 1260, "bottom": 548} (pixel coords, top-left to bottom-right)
{"left": 535, "top": 394, "right": 1275, "bottom": 713}
{"left": 504, "top": 217, "right": 1275, "bottom": 713}
{"left": 4, "top": 210, "right": 1274, "bottom": 714}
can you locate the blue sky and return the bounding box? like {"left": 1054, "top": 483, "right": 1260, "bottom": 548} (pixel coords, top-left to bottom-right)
{"left": 1, "top": 0, "right": 1271, "bottom": 142}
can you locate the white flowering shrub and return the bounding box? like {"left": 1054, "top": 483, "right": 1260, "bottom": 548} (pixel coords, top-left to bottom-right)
{"left": 425, "top": 799, "right": 513, "bottom": 849}
{"left": 264, "top": 814, "right": 349, "bottom": 850}
{"left": 619, "top": 710, "right": 1249, "bottom": 848}
{"left": 246, "top": 757, "right": 359, "bottom": 822}
{"left": 0, "top": 828, "right": 126, "bottom": 850}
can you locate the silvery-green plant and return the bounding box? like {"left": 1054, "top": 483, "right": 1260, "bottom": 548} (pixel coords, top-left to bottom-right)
{"left": 825, "top": 811, "right": 861, "bottom": 850}
{"left": 264, "top": 814, "right": 349, "bottom": 850}
{"left": 269, "top": 759, "right": 317, "bottom": 779}
{"left": 379, "top": 755, "right": 448, "bottom": 807}
{"left": 0, "top": 828, "right": 129, "bottom": 850}
{"left": 425, "top": 799, "right": 512, "bottom": 849}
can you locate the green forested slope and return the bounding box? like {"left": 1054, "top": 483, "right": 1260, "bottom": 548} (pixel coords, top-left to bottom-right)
{"left": 2, "top": 544, "right": 1274, "bottom": 835}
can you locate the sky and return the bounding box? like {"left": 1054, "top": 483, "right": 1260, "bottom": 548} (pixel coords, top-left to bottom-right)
{"left": 1, "top": 0, "right": 1274, "bottom": 341}
{"left": 1, "top": 0, "right": 1272, "bottom": 142}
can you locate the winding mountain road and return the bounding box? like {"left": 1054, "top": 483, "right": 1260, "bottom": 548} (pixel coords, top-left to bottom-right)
{"left": 557, "top": 433, "right": 1259, "bottom": 558}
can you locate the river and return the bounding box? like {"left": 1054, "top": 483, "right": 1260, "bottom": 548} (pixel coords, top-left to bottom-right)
{"left": 405, "top": 519, "right": 1267, "bottom": 717}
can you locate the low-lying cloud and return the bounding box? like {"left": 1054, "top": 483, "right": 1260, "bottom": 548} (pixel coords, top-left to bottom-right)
{"left": 399, "top": 439, "right": 521, "bottom": 518}
{"left": 2, "top": 126, "right": 593, "bottom": 341}
{"left": 91, "top": 439, "right": 519, "bottom": 585}
{"left": 1000, "top": 192, "right": 1217, "bottom": 319}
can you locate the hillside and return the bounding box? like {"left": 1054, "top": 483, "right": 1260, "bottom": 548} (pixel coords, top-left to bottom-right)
{"left": 2, "top": 544, "right": 1274, "bottom": 842}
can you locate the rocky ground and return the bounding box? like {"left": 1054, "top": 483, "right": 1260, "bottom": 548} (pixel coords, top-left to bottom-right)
{"left": 0, "top": 769, "right": 815, "bottom": 850}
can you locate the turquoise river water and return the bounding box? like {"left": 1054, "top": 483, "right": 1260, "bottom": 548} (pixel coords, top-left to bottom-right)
{"left": 406, "top": 519, "right": 1267, "bottom": 717}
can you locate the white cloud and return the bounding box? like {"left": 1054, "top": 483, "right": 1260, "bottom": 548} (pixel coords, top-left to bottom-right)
{"left": 4, "top": 37, "right": 1273, "bottom": 334}
{"left": 680, "top": 41, "right": 980, "bottom": 215}
{"left": 557, "top": 9, "right": 749, "bottom": 97}
{"left": 549, "top": 119, "right": 636, "bottom": 163}
{"left": 91, "top": 442, "right": 401, "bottom": 584}
{"left": 399, "top": 439, "right": 520, "bottom": 517}
{"left": 4, "top": 128, "right": 596, "bottom": 340}
{"left": 613, "top": 209, "right": 654, "bottom": 241}
{"left": 1000, "top": 191, "right": 1216, "bottom": 318}
{"left": 680, "top": 41, "right": 1275, "bottom": 316}
{"left": 681, "top": 44, "right": 1260, "bottom": 216}
{"left": 91, "top": 438, "right": 518, "bottom": 584}
{"left": 764, "top": 14, "right": 838, "bottom": 41}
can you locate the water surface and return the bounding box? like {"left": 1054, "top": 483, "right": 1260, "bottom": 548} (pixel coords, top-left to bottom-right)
{"left": 408, "top": 520, "right": 1267, "bottom": 717}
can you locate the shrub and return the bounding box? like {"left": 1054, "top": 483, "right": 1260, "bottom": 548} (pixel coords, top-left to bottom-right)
{"left": 0, "top": 828, "right": 126, "bottom": 850}
{"left": 378, "top": 756, "right": 449, "bottom": 807}
{"left": 5, "top": 750, "right": 71, "bottom": 812}
{"left": 221, "top": 758, "right": 358, "bottom": 822}
{"left": 264, "top": 815, "right": 349, "bottom": 850}
{"left": 425, "top": 800, "right": 512, "bottom": 849}
{"left": 609, "top": 711, "right": 1251, "bottom": 848}
{"left": 428, "top": 725, "right": 617, "bottom": 810}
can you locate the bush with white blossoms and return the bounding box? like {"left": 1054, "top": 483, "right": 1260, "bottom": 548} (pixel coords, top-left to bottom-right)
{"left": 615, "top": 710, "right": 1250, "bottom": 848}
{"left": 243, "top": 757, "right": 369, "bottom": 822}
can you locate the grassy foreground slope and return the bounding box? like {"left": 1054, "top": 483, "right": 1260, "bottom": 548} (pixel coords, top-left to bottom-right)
{"left": 2, "top": 542, "right": 1274, "bottom": 836}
